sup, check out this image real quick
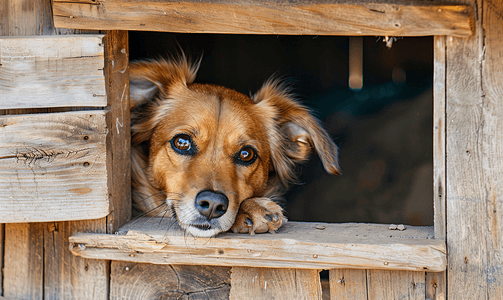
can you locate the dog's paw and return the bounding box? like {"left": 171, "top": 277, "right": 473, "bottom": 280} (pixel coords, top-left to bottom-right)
{"left": 231, "top": 197, "right": 287, "bottom": 235}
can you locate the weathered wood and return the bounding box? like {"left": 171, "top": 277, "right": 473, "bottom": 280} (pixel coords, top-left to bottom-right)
{"left": 110, "top": 261, "right": 230, "bottom": 299}
{"left": 3, "top": 223, "right": 44, "bottom": 299}
{"left": 70, "top": 219, "right": 446, "bottom": 272}
{"left": 426, "top": 35, "right": 447, "bottom": 300}
{"left": 43, "top": 220, "right": 108, "bottom": 299}
{"left": 0, "top": 0, "right": 54, "bottom": 36}
{"left": 433, "top": 35, "right": 447, "bottom": 241}
{"left": 230, "top": 267, "right": 321, "bottom": 299}
{"left": 0, "top": 111, "right": 110, "bottom": 222}
{"left": 104, "top": 30, "right": 131, "bottom": 234}
{"left": 367, "top": 270, "right": 425, "bottom": 300}
{"left": 446, "top": 0, "right": 503, "bottom": 297}
{"left": 0, "top": 223, "right": 3, "bottom": 296}
{"left": 329, "top": 269, "right": 367, "bottom": 299}
{"left": 53, "top": 0, "right": 474, "bottom": 37}
{"left": 1, "top": 2, "right": 110, "bottom": 300}
{"left": 0, "top": 35, "right": 106, "bottom": 109}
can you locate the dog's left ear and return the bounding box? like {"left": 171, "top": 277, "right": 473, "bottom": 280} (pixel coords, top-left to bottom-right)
{"left": 254, "top": 79, "right": 341, "bottom": 183}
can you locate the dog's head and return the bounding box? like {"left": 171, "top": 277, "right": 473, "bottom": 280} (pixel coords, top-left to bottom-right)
{"left": 130, "top": 57, "right": 340, "bottom": 237}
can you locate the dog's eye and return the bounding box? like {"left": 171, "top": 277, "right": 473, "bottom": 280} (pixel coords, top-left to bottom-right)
{"left": 171, "top": 134, "right": 196, "bottom": 155}
{"left": 235, "top": 146, "right": 257, "bottom": 165}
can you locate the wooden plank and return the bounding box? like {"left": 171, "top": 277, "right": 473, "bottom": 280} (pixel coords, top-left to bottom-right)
{"left": 70, "top": 219, "right": 446, "bottom": 272}
{"left": 433, "top": 35, "right": 447, "bottom": 241}
{"left": 426, "top": 34, "right": 447, "bottom": 300}
{"left": 445, "top": 0, "right": 503, "bottom": 297}
{"left": 3, "top": 223, "right": 44, "bottom": 299}
{"left": 367, "top": 270, "right": 425, "bottom": 300}
{"left": 53, "top": 0, "right": 474, "bottom": 37}
{"left": 0, "top": 223, "right": 3, "bottom": 296}
{"left": 230, "top": 267, "right": 321, "bottom": 300}
{"left": 43, "top": 220, "right": 108, "bottom": 299}
{"left": 0, "top": 0, "right": 54, "bottom": 36}
{"left": 110, "top": 261, "right": 230, "bottom": 299}
{"left": 0, "top": 110, "right": 110, "bottom": 222}
{"left": 329, "top": 269, "right": 367, "bottom": 299}
{"left": 0, "top": 35, "right": 106, "bottom": 109}
{"left": 104, "top": 30, "right": 131, "bottom": 234}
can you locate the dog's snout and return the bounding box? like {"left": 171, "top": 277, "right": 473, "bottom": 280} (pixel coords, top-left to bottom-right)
{"left": 195, "top": 191, "right": 229, "bottom": 221}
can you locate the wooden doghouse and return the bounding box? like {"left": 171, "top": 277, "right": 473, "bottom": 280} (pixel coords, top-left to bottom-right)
{"left": 0, "top": 0, "right": 501, "bottom": 299}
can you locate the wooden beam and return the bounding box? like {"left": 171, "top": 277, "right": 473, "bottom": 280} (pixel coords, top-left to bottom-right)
{"left": 53, "top": 0, "right": 474, "bottom": 37}
{"left": 70, "top": 219, "right": 446, "bottom": 272}
{"left": 103, "top": 30, "right": 131, "bottom": 234}
{"left": 445, "top": 0, "right": 503, "bottom": 297}
{"left": 0, "top": 35, "right": 106, "bottom": 110}
{"left": 0, "top": 111, "right": 110, "bottom": 222}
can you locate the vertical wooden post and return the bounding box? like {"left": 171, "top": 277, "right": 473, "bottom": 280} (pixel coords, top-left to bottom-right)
{"left": 425, "top": 35, "right": 447, "bottom": 300}
{"left": 445, "top": 0, "right": 503, "bottom": 298}
{"left": 104, "top": 30, "right": 131, "bottom": 234}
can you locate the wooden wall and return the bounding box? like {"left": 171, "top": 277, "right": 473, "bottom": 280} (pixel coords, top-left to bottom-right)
{"left": 1, "top": 0, "right": 502, "bottom": 298}
{"left": 0, "top": 0, "right": 130, "bottom": 298}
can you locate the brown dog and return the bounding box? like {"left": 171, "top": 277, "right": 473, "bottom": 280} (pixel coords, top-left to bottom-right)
{"left": 129, "top": 56, "right": 341, "bottom": 238}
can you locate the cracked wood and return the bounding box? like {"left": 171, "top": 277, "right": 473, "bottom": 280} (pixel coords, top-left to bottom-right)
{"left": 53, "top": 0, "right": 474, "bottom": 37}
{"left": 0, "top": 35, "right": 106, "bottom": 109}
{"left": 70, "top": 218, "right": 447, "bottom": 272}
{"left": 0, "top": 110, "right": 110, "bottom": 222}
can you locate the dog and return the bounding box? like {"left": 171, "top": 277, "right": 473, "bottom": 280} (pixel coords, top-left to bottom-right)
{"left": 129, "top": 56, "right": 341, "bottom": 238}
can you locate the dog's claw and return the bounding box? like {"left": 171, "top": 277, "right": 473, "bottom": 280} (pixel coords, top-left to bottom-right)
{"left": 265, "top": 214, "right": 273, "bottom": 222}
{"left": 246, "top": 218, "right": 253, "bottom": 226}
{"left": 273, "top": 214, "right": 279, "bottom": 222}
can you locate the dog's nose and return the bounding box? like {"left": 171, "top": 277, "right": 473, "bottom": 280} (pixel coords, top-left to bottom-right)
{"left": 195, "top": 190, "right": 229, "bottom": 220}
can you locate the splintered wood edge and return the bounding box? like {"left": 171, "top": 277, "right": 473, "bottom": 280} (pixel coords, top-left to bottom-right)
{"left": 69, "top": 220, "right": 447, "bottom": 272}
{"left": 53, "top": 0, "right": 474, "bottom": 37}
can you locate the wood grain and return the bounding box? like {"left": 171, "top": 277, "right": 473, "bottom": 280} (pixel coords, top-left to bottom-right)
{"left": 70, "top": 219, "right": 446, "bottom": 272}
{"left": 426, "top": 35, "right": 447, "bottom": 300}
{"left": 367, "top": 270, "right": 425, "bottom": 300}
{"left": 104, "top": 30, "right": 131, "bottom": 234}
{"left": 53, "top": 0, "right": 474, "bottom": 37}
{"left": 0, "top": 35, "right": 106, "bottom": 109}
{"left": 445, "top": 0, "right": 503, "bottom": 297}
{"left": 3, "top": 223, "right": 44, "bottom": 299}
{"left": 44, "top": 220, "right": 108, "bottom": 299}
{"left": 0, "top": 110, "right": 110, "bottom": 222}
{"left": 230, "top": 267, "right": 321, "bottom": 300}
{"left": 0, "top": 223, "right": 2, "bottom": 296}
{"left": 329, "top": 269, "right": 367, "bottom": 299}
{"left": 110, "top": 261, "right": 231, "bottom": 299}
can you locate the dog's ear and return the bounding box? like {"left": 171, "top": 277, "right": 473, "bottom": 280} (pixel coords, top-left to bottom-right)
{"left": 129, "top": 57, "right": 200, "bottom": 109}
{"left": 254, "top": 79, "right": 341, "bottom": 183}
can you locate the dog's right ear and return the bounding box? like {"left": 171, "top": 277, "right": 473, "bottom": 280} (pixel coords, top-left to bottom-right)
{"left": 129, "top": 57, "right": 200, "bottom": 109}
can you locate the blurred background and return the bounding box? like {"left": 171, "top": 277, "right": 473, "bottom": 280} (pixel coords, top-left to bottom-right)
{"left": 129, "top": 32, "right": 433, "bottom": 226}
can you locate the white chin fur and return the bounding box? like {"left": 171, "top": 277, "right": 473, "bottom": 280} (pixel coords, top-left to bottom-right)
{"left": 184, "top": 226, "right": 223, "bottom": 238}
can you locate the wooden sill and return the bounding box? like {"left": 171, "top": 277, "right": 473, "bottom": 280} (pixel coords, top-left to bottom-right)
{"left": 70, "top": 217, "right": 446, "bottom": 272}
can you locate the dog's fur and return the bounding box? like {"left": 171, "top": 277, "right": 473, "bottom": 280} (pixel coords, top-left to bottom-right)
{"left": 130, "top": 56, "right": 341, "bottom": 238}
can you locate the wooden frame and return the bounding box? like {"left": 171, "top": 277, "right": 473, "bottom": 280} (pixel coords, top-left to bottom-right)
{"left": 2, "top": 0, "right": 502, "bottom": 298}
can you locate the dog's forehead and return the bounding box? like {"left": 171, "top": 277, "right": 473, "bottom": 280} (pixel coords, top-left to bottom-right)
{"left": 166, "top": 83, "right": 268, "bottom": 145}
